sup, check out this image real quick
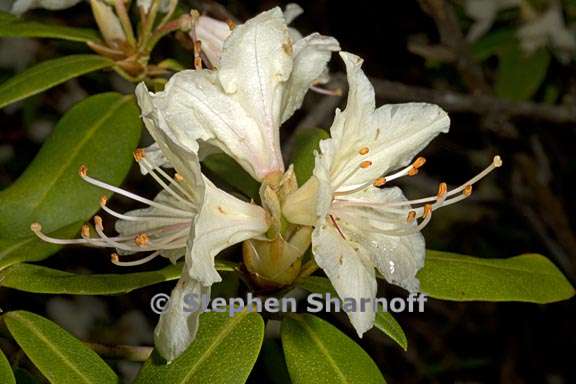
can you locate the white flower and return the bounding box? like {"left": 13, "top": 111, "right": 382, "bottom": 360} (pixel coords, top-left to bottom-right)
{"left": 137, "top": 0, "right": 172, "bottom": 14}
{"left": 32, "top": 83, "right": 270, "bottom": 362}
{"left": 464, "top": 0, "right": 520, "bottom": 41}
{"left": 518, "top": 2, "right": 576, "bottom": 63}
{"left": 283, "top": 52, "right": 502, "bottom": 336}
{"left": 146, "top": 7, "right": 339, "bottom": 182}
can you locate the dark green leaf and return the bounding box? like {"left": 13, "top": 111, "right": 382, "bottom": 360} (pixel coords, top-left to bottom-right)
{"left": 4, "top": 311, "right": 119, "bottom": 384}
{"left": 0, "top": 18, "right": 98, "bottom": 42}
{"left": 134, "top": 311, "right": 264, "bottom": 384}
{"left": 297, "top": 276, "right": 407, "bottom": 350}
{"left": 202, "top": 153, "right": 260, "bottom": 200}
{"left": 471, "top": 28, "right": 516, "bottom": 61}
{"left": 0, "top": 93, "right": 141, "bottom": 242}
{"left": 13, "top": 368, "right": 41, "bottom": 384}
{"left": 281, "top": 314, "right": 385, "bottom": 384}
{"left": 0, "top": 55, "right": 113, "bottom": 108}
{"left": 418, "top": 251, "right": 575, "bottom": 303}
{"left": 261, "top": 339, "right": 291, "bottom": 384}
{"left": 0, "top": 222, "right": 81, "bottom": 270}
{"left": 495, "top": 45, "right": 550, "bottom": 101}
{"left": 0, "top": 263, "right": 182, "bottom": 294}
{"left": 290, "top": 128, "right": 329, "bottom": 185}
{"left": 0, "top": 347, "right": 16, "bottom": 384}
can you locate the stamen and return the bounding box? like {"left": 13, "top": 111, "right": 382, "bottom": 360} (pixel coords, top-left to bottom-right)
{"left": 174, "top": 173, "right": 184, "bottom": 182}
{"left": 194, "top": 40, "right": 202, "bottom": 70}
{"left": 226, "top": 19, "right": 236, "bottom": 30}
{"left": 31, "top": 222, "right": 100, "bottom": 245}
{"left": 133, "top": 148, "right": 145, "bottom": 162}
{"left": 463, "top": 185, "right": 473, "bottom": 196}
{"left": 358, "top": 147, "right": 369, "bottom": 155}
{"left": 360, "top": 160, "right": 372, "bottom": 169}
{"left": 373, "top": 177, "right": 386, "bottom": 187}
{"left": 138, "top": 158, "right": 195, "bottom": 208}
{"left": 406, "top": 210, "right": 416, "bottom": 223}
{"left": 111, "top": 251, "right": 162, "bottom": 266}
{"left": 100, "top": 195, "right": 108, "bottom": 206}
{"left": 135, "top": 233, "right": 150, "bottom": 247}
{"left": 81, "top": 224, "right": 91, "bottom": 239}
{"left": 310, "top": 85, "right": 343, "bottom": 97}
{"left": 79, "top": 164, "right": 88, "bottom": 177}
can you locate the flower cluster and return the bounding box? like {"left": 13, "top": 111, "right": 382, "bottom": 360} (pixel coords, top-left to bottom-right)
{"left": 32, "top": 6, "right": 501, "bottom": 361}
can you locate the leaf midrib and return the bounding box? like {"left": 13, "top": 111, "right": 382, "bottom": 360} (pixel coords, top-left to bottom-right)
{"left": 294, "top": 316, "right": 349, "bottom": 384}
{"left": 9, "top": 313, "right": 107, "bottom": 384}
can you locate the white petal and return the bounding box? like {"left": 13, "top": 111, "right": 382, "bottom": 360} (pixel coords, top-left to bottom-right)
{"left": 219, "top": 7, "right": 292, "bottom": 132}
{"left": 11, "top": 0, "right": 81, "bottom": 14}
{"left": 192, "top": 15, "right": 231, "bottom": 67}
{"left": 187, "top": 179, "right": 270, "bottom": 285}
{"left": 283, "top": 3, "right": 303, "bottom": 24}
{"left": 319, "top": 52, "right": 449, "bottom": 192}
{"left": 154, "top": 271, "right": 209, "bottom": 362}
{"left": 145, "top": 71, "right": 283, "bottom": 181}
{"left": 137, "top": 143, "right": 172, "bottom": 175}
{"left": 312, "top": 223, "right": 377, "bottom": 336}
{"left": 280, "top": 33, "right": 340, "bottom": 123}
{"left": 332, "top": 186, "right": 425, "bottom": 292}
{"left": 137, "top": 0, "right": 171, "bottom": 13}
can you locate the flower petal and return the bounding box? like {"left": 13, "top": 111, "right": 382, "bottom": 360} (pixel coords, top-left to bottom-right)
{"left": 11, "top": 0, "right": 81, "bottom": 15}
{"left": 187, "top": 179, "right": 270, "bottom": 286}
{"left": 319, "top": 52, "right": 449, "bottom": 192}
{"left": 192, "top": 15, "right": 231, "bottom": 67}
{"left": 311, "top": 222, "right": 377, "bottom": 336}
{"left": 154, "top": 270, "right": 209, "bottom": 362}
{"left": 333, "top": 186, "right": 425, "bottom": 292}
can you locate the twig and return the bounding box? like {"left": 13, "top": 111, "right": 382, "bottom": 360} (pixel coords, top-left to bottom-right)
{"left": 368, "top": 77, "right": 576, "bottom": 124}
{"left": 418, "top": 0, "right": 490, "bottom": 93}
{"left": 85, "top": 342, "right": 152, "bottom": 362}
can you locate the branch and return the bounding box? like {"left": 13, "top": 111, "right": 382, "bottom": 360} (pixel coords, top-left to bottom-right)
{"left": 369, "top": 78, "right": 576, "bottom": 124}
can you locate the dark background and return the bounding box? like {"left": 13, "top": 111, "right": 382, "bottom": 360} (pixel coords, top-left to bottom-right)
{"left": 1, "top": 0, "right": 575, "bottom": 382}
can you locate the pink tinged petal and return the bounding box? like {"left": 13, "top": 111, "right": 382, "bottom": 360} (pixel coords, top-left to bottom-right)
{"left": 154, "top": 271, "right": 209, "bottom": 362}
{"left": 187, "top": 179, "right": 270, "bottom": 286}
{"left": 311, "top": 223, "right": 377, "bottom": 337}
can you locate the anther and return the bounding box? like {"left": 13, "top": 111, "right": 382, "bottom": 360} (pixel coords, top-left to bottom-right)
{"left": 437, "top": 182, "right": 447, "bottom": 198}
{"left": 81, "top": 224, "right": 90, "bottom": 239}
{"left": 413, "top": 157, "right": 426, "bottom": 169}
{"left": 406, "top": 210, "right": 416, "bottom": 223}
{"left": 135, "top": 233, "right": 150, "bottom": 247}
{"left": 407, "top": 168, "right": 419, "bottom": 176}
{"left": 79, "top": 165, "right": 88, "bottom": 177}
{"left": 99, "top": 195, "right": 108, "bottom": 206}
{"left": 373, "top": 177, "right": 386, "bottom": 187}
{"left": 463, "top": 185, "right": 473, "bottom": 196}
{"left": 359, "top": 147, "right": 369, "bottom": 155}
{"left": 493, "top": 155, "right": 503, "bottom": 167}
{"left": 111, "top": 253, "right": 119, "bottom": 264}
{"left": 226, "top": 19, "right": 236, "bottom": 30}
{"left": 360, "top": 160, "right": 372, "bottom": 169}
{"left": 30, "top": 222, "right": 42, "bottom": 232}
{"left": 423, "top": 204, "right": 433, "bottom": 217}
{"left": 133, "top": 148, "right": 145, "bottom": 162}
{"left": 94, "top": 215, "right": 103, "bottom": 229}
{"left": 174, "top": 173, "right": 184, "bottom": 182}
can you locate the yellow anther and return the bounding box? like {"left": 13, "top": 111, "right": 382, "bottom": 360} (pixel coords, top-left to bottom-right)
{"left": 437, "top": 182, "right": 447, "bottom": 198}
{"left": 360, "top": 160, "right": 372, "bottom": 169}
{"left": 226, "top": 19, "right": 236, "bottom": 30}
{"left": 407, "top": 168, "right": 419, "bottom": 176}
{"left": 81, "top": 224, "right": 90, "bottom": 239}
{"left": 358, "top": 147, "right": 369, "bottom": 155}
{"left": 111, "top": 253, "right": 119, "bottom": 263}
{"left": 174, "top": 173, "right": 184, "bottom": 182}
{"left": 493, "top": 155, "right": 503, "bottom": 167}
{"left": 373, "top": 177, "right": 386, "bottom": 187}
{"left": 94, "top": 215, "right": 103, "bottom": 229}
{"left": 406, "top": 210, "right": 417, "bottom": 223}
{"left": 194, "top": 40, "right": 203, "bottom": 70}
{"left": 99, "top": 195, "right": 108, "bottom": 206}
{"left": 30, "top": 222, "right": 42, "bottom": 232}
{"left": 423, "top": 204, "right": 433, "bottom": 217}
{"left": 133, "top": 148, "right": 145, "bottom": 162}
{"left": 413, "top": 157, "right": 426, "bottom": 169}
{"left": 135, "top": 233, "right": 150, "bottom": 247}
{"left": 463, "top": 185, "right": 473, "bottom": 196}
{"left": 79, "top": 165, "right": 88, "bottom": 177}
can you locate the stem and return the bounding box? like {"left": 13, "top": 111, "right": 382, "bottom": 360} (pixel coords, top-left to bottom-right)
{"left": 115, "top": 0, "right": 137, "bottom": 47}
{"left": 298, "top": 260, "right": 319, "bottom": 280}
{"left": 139, "top": 0, "right": 160, "bottom": 50}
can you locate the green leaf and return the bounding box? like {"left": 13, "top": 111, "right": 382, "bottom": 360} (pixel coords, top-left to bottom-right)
{"left": 0, "top": 347, "right": 16, "bottom": 384}
{"left": 418, "top": 251, "right": 575, "bottom": 303}
{"left": 0, "top": 17, "right": 98, "bottom": 42}
{"left": 0, "top": 263, "right": 182, "bottom": 294}
{"left": 134, "top": 311, "right": 264, "bottom": 384}
{"left": 290, "top": 128, "right": 329, "bottom": 185}
{"left": 0, "top": 55, "right": 113, "bottom": 108}
{"left": 0, "top": 222, "right": 81, "bottom": 270}
{"left": 297, "top": 276, "right": 407, "bottom": 350}
{"left": 13, "top": 368, "right": 40, "bottom": 384}
{"left": 3, "top": 311, "right": 119, "bottom": 384}
{"left": 261, "top": 339, "right": 291, "bottom": 384}
{"left": 0, "top": 11, "right": 17, "bottom": 22}
{"left": 202, "top": 153, "right": 260, "bottom": 200}
{"left": 471, "top": 28, "right": 516, "bottom": 61}
{"left": 495, "top": 45, "right": 550, "bottom": 101}
{"left": 0, "top": 93, "right": 141, "bottom": 242}
{"left": 281, "top": 314, "right": 385, "bottom": 384}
